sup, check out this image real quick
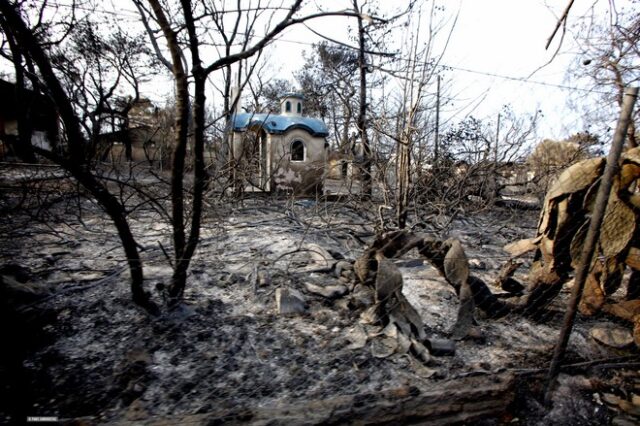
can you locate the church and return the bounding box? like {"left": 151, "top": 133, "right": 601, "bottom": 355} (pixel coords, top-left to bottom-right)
{"left": 229, "top": 93, "right": 328, "bottom": 195}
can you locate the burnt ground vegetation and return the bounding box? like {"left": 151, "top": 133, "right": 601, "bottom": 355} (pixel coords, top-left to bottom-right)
{"left": 1, "top": 167, "right": 640, "bottom": 425}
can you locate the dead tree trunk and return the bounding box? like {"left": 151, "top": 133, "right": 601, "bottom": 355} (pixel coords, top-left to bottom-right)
{"left": 146, "top": 0, "right": 193, "bottom": 305}
{"left": 0, "top": 0, "right": 157, "bottom": 313}
{"left": 167, "top": 0, "right": 209, "bottom": 303}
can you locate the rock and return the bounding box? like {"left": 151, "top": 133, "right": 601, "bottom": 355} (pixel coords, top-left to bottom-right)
{"left": 590, "top": 325, "right": 634, "bottom": 349}
{"left": 304, "top": 282, "right": 348, "bottom": 299}
{"left": 425, "top": 338, "right": 456, "bottom": 357}
{"left": 275, "top": 287, "right": 307, "bottom": 315}
{"left": 339, "top": 276, "right": 351, "bottom": 284}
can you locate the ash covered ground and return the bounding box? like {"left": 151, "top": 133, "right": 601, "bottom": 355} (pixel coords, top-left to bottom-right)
{"left": 1, "top": 185, "right": 639, "bottom": 425}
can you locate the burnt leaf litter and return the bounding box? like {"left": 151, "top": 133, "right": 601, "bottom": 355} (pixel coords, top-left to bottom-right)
{"left": 2, "top": 189, "right": 640, "bottom": 425}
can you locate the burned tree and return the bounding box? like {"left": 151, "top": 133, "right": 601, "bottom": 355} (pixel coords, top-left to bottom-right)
{"left": 0, "top": 0, "right": 158, "bottom": 313}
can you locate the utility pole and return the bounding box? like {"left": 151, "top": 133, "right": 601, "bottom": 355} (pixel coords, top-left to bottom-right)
{"left": 434, "top": 74, "right": 440, "bottom": 163}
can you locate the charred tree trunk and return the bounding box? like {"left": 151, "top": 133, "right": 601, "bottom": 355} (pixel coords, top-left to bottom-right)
{"left": 0, "top": 0, "right": 156, "bottom": 313}
{"left": 168, "top": 0, "right": 209, "bottom": 303}
{"left": 146, "top": 0, "right": 191, "bottom": 306}
{"left": 147, "top": 0, "right": 209, "bottom": 305}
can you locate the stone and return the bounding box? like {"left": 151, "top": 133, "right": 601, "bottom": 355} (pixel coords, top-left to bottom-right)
{"left": 275, "top": 287, "right": 307, "bottom": 315}
{"left": 425, "top": 338, "right": 456, "bottom": 357}
{"left": 304, "top": 282, "right": 348, "bottom": 299}
{"left": 590, "top": 325, "right": 634, "bottom": 349}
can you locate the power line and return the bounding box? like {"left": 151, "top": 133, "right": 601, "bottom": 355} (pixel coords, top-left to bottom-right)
{"left": 437, "top": 64, "right": 611, "bottom": 95}
{"left": 16, "top": 4, "right": 612, "bottom": 98}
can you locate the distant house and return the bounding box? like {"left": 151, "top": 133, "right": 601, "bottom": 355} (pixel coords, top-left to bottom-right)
{"left": 97, "top": 98, "right": 173, "bottom": 168}
{"left": 0, "top": 79, "right": 58, "bottom": 160}
{"left": 229, "top": 93, "right": 328, "bottom": 194}
{"left": 97, "top": 125, "right": 169, "bottom": 166}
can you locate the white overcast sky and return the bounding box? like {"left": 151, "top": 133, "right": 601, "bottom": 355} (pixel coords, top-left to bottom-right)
{"left": 1, "top": 0, "right": 631, "bottom": 142}
{"left": 267, "top": 0, "right": 629, "bottom": 141}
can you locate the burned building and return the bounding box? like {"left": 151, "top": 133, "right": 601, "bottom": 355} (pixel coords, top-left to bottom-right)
{"left": 0, "top": 79, "right": 59, "bottom": 160}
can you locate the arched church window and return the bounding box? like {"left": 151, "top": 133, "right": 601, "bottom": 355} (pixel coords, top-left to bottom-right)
{"left": 285, "top": 101, "right": 291, "bottom": 113}
{"left": 291, "top": 140, "right": 305, "bottom": 161}
{"left": 297, "top": 102, "right": 302, "bottom": 114}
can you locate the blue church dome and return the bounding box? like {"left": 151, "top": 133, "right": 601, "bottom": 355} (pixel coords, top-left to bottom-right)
{"left": 231, "top": 113, "right": 328, "bottom": 138}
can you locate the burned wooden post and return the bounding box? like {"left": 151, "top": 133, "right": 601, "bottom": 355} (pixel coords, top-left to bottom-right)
{"left": 544, "top": 86, "right": 639, "bottom": 404}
